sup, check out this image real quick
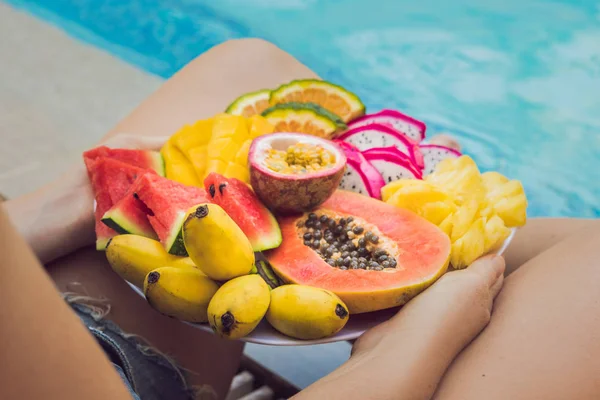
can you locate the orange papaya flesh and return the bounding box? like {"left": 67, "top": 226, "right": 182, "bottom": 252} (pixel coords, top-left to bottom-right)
{"left": 265, "top": 190, "right": 451, "bottom": 314}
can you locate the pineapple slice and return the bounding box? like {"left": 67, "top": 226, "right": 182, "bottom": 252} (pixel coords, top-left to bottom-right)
{"left": 493, "top": 194, "right": 528, "bottom": 227}
{"left": 385, "top": 180, "right": 454, "bottom": 223}
{"left": 483, "top": 214, "right": 511, "bottom": 253}
{"left": 482, "top": 171, "right": 528, "bottom": 227}
{"left": 450, "top": 217, "right": 486, "bottom": 269}
{"left": 478, "top": 198, "right": 495, "bottom": 219}
{"left": 482, "top": 171, "right": 509, "bottom": 187}
{"left": 449, "top": 198, "right": 480, "bottom": 242}
{"left": 438, "top": 213, "right": 454, "bottom": 237}
{"left": 434, "top": 156, "right": 463, "bottom": 174}
{"left": 427, "top": 155, "right": 486, "bottom": 205}
{"left": 420, "top": 200, "right": 458, "bottom": 225}
{"left": 381, "top": 179, "right": 438, "bottom": 202}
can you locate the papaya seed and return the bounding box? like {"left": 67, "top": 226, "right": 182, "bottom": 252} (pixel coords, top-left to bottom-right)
{"left": 299, "top": 212, "right": 397, "bottom": 271}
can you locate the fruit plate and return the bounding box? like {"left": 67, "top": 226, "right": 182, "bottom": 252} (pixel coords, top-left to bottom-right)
{"left": 125, "top": 228, "right": 516, "bottom": 346}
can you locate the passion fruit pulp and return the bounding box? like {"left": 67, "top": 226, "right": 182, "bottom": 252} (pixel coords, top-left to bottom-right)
{"left": 248, "top": 133, "right": 346, "bottom": 214}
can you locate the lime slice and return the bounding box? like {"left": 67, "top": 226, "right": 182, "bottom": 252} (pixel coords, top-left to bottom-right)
{"left": 270, "top": 79, "right": 365, "bottom": 123}
{"left": 225, "top": 89, "right": 272, "bottom": 117}
{"left": 261, "top": 106, "right": 340, "bottom": 139}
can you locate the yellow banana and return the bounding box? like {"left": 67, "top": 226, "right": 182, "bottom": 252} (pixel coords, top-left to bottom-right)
{"left": 266, "top": 285, "right": 349, "bottom": 340}
{"left": 182, "top": 203, "right": 254, "bottom": 281}
{"left": 106, "top": 234, "right": 197, "bottom": 289}
{"left": 143, "top": 267, "right": 219, "bottom": 323}
{"left": 207, "top": 275, "right": 270, "bottom": 339}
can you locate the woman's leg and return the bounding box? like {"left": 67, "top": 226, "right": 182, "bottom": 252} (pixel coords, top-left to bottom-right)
{"left": 105, "top": 38, "right": 317, "bottom": 140}
{"left": 503, "top": 217, "right": 599, "bottom": 275}
{"left": 434, "top": 223, "right": 600, "bottom": 399}
{"left": 47, "top": 38, "right": 318, "bottom": 399}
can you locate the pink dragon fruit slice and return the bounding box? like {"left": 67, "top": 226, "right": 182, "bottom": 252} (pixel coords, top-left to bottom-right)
{"left": 337, "top": 123, "right": 424, "bottom": 169}
{"left": 420, "top": 144, "right": 462, "bottom": 176}
{"left": 336, "top": 141, "right": 385, "bottom": 199}
{"left": 363, "top": 147, "right": 423, "bottom": 184}
{"left": 347, "top": 109, "right": 426, "bottom": 142}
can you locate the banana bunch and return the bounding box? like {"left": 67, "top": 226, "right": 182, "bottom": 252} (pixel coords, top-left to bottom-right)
{"left": 106, "top": 204, "right": 350, "bottom": 340}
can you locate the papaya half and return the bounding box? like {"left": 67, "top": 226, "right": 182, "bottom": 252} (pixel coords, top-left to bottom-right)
{"left": 264, "top": 190, "right": 451, "bottom": 314}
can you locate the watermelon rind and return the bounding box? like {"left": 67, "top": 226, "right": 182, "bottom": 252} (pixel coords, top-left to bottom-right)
{"left": 225, "top": 89, "right": 272, "bottom": 117}
{"left": 249, "top": 211, "right": 282, "bottom": 252}
{"left": 96, "top": 236, "right": 111, "bottom": 251}
{"left": 150, "top": 152, "right": 166, "bottom": 177}
{"left": 101, "top": 208, "right": 158, "bottom": 240}
{"left": 269, "top": 79, "right": 365, "bottom": 123}
{"left": 164, "top": 211, "right": 188, "bottom": 256}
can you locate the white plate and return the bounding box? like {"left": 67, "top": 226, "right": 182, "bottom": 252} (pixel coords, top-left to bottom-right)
{"left": 126, "top": 228, "right": 516, "bottom": 346}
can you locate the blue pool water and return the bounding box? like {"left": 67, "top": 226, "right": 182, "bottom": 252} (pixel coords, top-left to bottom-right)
{"left": 5, "top": 0, "right": 600, "bottom": 218}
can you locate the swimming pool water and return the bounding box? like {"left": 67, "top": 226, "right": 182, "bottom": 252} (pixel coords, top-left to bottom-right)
{"left": 5, "top": 0, "right": 600, "bottom": 218}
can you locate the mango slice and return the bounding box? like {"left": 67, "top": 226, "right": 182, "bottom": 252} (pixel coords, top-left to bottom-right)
{"left": 224, "top": 162, "right": 250, "bottom": 183}
{"left": 235, "top": 139, "right": 252, "bottom": 167}
{"left": 205, "top": 159, "right": 228, "bottom": 176}
{"left": 173, "top": 120, "right": 212, "bottom": 158}
{"left": 247, "top": 115, "right": 275, "bottom": 138}
{"left": 160, "top": 141, "right": 201, "bottom": 186}
{"left": 188, "top": 146, "right": 208, "bottom": 181}
{"left": 207, "top": 138, "right": 242, "bottom": 162}
{"left": 211, "top": 114, "right": 248, "bottom": 143}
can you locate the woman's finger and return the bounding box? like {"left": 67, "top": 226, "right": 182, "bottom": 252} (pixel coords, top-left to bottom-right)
{"left": 466, "top": 255, "right": 506, "bottom": 288}
{"left": 489, "top": 272, "right": 504, "bottom": 299}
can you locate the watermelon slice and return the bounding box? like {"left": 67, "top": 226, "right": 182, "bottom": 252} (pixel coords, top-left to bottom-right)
{"left": 85, "top": 157, "right": 154, "bottom": 249}
{"left": 84, "top": 146, "right": 165, "bottom": 176}
{"left": 204, "top": 173, "right": 282, "bottom": 252}
{"left": 131, "top": 174, "right": 211, "bottom": 255}
{"left": 93, "top": 190, "right": 116, "bottom": 250}
{"left": 101, "top": 176, "right": 157, "bottom": 240}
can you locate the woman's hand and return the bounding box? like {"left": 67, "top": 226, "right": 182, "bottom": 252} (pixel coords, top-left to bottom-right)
{"left": 3, "top": 134, "right": 169, "bottom": 264}
{"left": 294, "top": 255, "right": 505, "bottom": 400}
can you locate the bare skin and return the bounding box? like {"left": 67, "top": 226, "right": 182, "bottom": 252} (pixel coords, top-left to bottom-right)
{"left": 0, "top": 207, "right": 134, "bottom": 400}
{"left": 502, "top": 217, "right": 599, "bottom": 275}
{"left": 3, "top": 38, "right": 600, "bottom": 399}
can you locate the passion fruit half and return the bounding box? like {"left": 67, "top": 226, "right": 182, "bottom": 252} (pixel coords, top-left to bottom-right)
{"left": 249, "top": 133, "right": 346, "bottom": 214}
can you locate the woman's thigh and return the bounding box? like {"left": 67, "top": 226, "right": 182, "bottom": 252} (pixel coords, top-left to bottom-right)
{"left": 434, "top": 223, "right": 600, "bottom": 399}
{"left": 105, "top": 38, "right": 317, "bottom": 140}
{"left": 503, "top": 217, "right": 599, "bottom": 275}
{"left": 49, "top": 38, "right": 318, "bottom": 399}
